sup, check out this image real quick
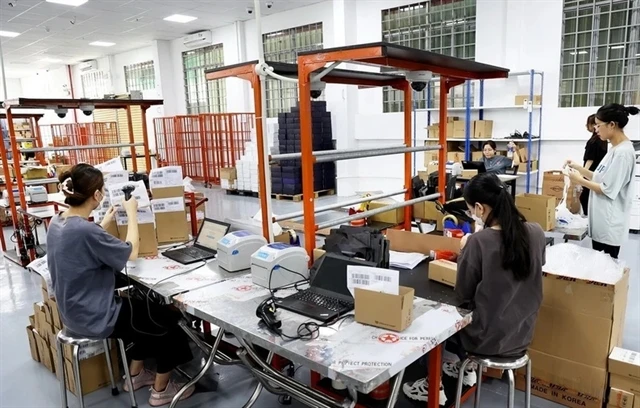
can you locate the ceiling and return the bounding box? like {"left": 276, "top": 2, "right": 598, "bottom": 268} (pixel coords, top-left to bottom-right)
{"left": 0, "top": 0, "right": 325, "bottom": 78}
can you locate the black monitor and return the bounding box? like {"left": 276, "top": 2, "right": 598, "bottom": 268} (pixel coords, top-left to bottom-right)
{"left": 462, "top": 161, "right": 487, "bottom": 173}
{"left": 311, "top": 253, "right": 376, "bottom": 298}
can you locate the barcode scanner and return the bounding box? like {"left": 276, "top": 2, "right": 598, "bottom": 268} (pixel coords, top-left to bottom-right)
{"left": 122, "top": 185, "right": 135, "bottom": 201}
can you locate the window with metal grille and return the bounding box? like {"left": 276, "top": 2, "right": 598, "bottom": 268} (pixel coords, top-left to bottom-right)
{"left": 559, "top": 0, "right": 639, "bottom": 107}
{"left": 81, "top": 70, "right": 112, "bottom": 99}
{"left": 182, "top": 44, "right": 227, "bottom": 114}
{"left": 381, "top": 0, "right": 477, "bottom": 113}
{"left": 263, "top": 22, "right": 324, "bottom": 117}
{"left": 124, "top": 60, "right": 156, "bottom": 92}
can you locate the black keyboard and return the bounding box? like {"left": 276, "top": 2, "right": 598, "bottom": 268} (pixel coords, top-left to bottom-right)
{"left": 184, "top": 247, "right": 213, "bottom": 258}
{"left": 291, "top": 291, "right": 352, "bottom": 312}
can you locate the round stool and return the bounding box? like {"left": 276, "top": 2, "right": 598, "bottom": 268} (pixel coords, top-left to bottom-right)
{"left": 454, "top": 353, "right": 531, "bottom": 408}
{"left": 55, "top": 331, "right": 137, "bottom": 408}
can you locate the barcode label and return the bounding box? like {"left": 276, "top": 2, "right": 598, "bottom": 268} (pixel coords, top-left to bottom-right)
{"left": 374, "top": 275, "right": 392, "bottom": 282}
{"left": 167, "top": 169, "right": 178, "bottom": 173}
{"left": 352, "top": 278, "right": 370, "bottom": 286}
{"left": 352, "top": 273, "right": 370, "bottom": 280}
{"left": 153, "top": 203, "right": 166, "bottom": 211}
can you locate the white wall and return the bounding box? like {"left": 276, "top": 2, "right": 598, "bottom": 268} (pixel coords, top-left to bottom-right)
{"left": 0, "top": 78, "right": 23, "bottom": 100}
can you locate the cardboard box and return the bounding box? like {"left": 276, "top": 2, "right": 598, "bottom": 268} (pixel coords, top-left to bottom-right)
{"left": 53, "top": 164, "right": 73, "bottom": 178}
{"left": 517, "top": 160, "right": 539, "bottom": 173}
{"left": 17, "top": 166, "right": 49, "bottom": 180}
{"left": 608, "top": 387, "right": 634, "bottom": 408}
{"left": 220, "top": 167, "right": 237, "bottom": 180}
{"left": 369, "top": 199, "right": 404, "bottom": 225}
{"left": 461, "top": 169, "right": 478, "bottom": 179}
{"left": 47, "top": 298, "right": 62, "bottom": 330}
{"left": 473, "top": 120, "right": 493, "bottom": 139}
{"left": 424, "top": 141, "right": 440, "bottom": 163}
{"left": 313, "top": 248, "right": 326, "bottom": 262}
{"left": 34, "top": 331, "right": 54, "bottom": 373}
{"left": 29, "top": 314, "right": 35, "bottom": 327}
{"left": 610, "top": 375, "right": 640, "bottom": 395}
{"left": 446, "top": 116, "right": 460, "bottom": 123}
{"left": 484, "top": 367, "right": 504, "bottom": 379}
{"left": 117, "top": 223, "right": 158, "bottom": 257}
{"left": 151, "top": 196, "right": 189, "bottom": 244}
{"left": 452, "top": 120, "right": 465, "bottom": 138}
{"left": 413, "top": 201, "right": 444, "bottom": 231}
{"left": 427, "top": 124, "right": 439, "bottom": 139}
{"left": 470, "top": 151, "right": 484, "bottom": 161}
{"left": 428, "top": 259, "right": 457, "bottom": 287}
{"left": 609, "top": 347, "right": 640, "bottom": 382}
{"left": 515, "top": 94, "right": 542, "bottom": 106}
{"left": 26, "top": 326, "right": 40, "bottom": 362}
{"left": 515, "top": 194, "right": 556, "bottom": 231}
{"left": 33, "top": 302, "right": 47, "bottom": 332}
{"left": 354, "top": 286, "right": 414, "bottom": 332}
{"left": 62, "top": 348, "right": 120, "bottom": 396}
{"left": 387, "top": 229, "right": 460, "bottom": 255}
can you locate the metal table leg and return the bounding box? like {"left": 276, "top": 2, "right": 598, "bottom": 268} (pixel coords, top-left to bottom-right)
{"left": 242, "top": 351, "right": 274, "bottom": 408}
{"left": 169, "top": 328, "right": 225, "bottom": 408}
{"left": 386, "top": 369, "right": 406, "bottom": 408}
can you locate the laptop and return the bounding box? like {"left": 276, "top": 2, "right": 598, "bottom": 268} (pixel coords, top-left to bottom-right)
{"left": 163, "top": 218, "right": 230, "bottom": 265}
{"left": 275, "top": 253, "right": 375, "bottom": 322}
{"left": 462, "top": 160, "right": 487, "bottom": 173}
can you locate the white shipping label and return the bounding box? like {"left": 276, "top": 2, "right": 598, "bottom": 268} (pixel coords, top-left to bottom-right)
{"left": 108, "top": 181, "right": 150, "bottom": 208}
{"left": 346, "top": 266, "right": 399, "bottom": 296}
{"left": 95, "top": 157, "right": 124, "bottom": 172}
{"left": 115, "top": 208, "right": 155, "bottom": 226}
{"left": 151, "top": 197, "right": 185, "bottom": 214}
{"left": 104, "top": 171, "right": 129, "bottom": 186}
{"left": 149, "top": 166, "right": 183, "bottom": 188}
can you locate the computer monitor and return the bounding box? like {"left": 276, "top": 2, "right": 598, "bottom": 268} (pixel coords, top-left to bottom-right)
{"left": 311, "top": 253, "right": 376, "bottom": 298}
{"left": 462, "top": 161, "right": 487, "bottom": 173}
{"left": 195, "top": 218, "right": 231, "bottom": 250}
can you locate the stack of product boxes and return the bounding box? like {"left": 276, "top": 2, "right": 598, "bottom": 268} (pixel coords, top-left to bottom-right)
{"left": 607, "top": 347, "right": 640, "bottom": 408}
{"left": 236, "top": 140, "right": 260, "bottom": 193}
{"left": 271, "top": 101, "right": 335, "bottom": 196}
{"left": 26, "top": 258, "right": 119, "bottom": 397}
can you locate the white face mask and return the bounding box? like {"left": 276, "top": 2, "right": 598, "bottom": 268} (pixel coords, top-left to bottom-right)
{"left": 471, "top": 206, "right": 484, "bottom": 228}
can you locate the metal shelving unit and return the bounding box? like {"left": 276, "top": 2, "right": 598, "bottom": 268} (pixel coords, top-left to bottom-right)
{"left": 425, "top": 70, "right": 544, "bottom": 192}
{"left": 0, "top": 97, "right": 162, "bottom": 267}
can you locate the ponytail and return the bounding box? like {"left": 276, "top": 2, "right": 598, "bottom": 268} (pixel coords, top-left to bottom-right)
{"left": 463, "top": 173, "right": 532, "bottom": 281}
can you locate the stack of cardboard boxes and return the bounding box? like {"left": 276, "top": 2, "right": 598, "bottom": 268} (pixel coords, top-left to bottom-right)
{"left": 515, "top": 193, "right": 557, "bottom": 231}
{"left": 220, "top": 167, "right": 236, "bottom": 191}
{"left": 26, "top": 264, "right": 119, "bottom": 397}
{"left": 236, "top": 141, "right": 260, "bottom": 193}
{"left": 543, "top": 170, "right": 581, "bottom": 214}
{"left": 425, "top": 117, "right": 493, "bottom": 164}
{"left": 607, "top": 347, "right": 640, "bottom": 408}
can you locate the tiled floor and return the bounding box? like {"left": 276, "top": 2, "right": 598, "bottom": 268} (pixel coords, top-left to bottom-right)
{"left": 1, "top": 187, "right": 638, "bottom": 407}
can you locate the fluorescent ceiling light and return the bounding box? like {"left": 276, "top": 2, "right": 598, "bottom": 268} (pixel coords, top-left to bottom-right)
{"left": 0, "top": 31, "right": 21, "bottom": 38}
{"left": 164, "top": 14, "right": 197, "bottom": 23}
{"left": 90, "top": 41, "right": 115, "bottom": 47}
{"left": 46, "top": 0, "right": 89, "bottom": 6}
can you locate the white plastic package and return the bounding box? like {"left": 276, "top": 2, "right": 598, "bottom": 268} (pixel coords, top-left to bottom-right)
{"left": 544, "top": 243, "right": 626, "bottom": 284}
{"left": 555, "top": 168, "right": 588, "bottom": 230}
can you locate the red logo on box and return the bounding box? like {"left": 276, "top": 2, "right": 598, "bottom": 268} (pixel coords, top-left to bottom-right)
{"left": 235, "top": 285, "right": 253, "bottom": 292}
{"left": 378, "top": 333, "right": 400, "bottom": 344}
{"left": 163, "top": 265, "right": 182, "bottom": 270}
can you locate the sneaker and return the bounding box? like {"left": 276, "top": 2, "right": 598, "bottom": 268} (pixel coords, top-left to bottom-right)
{"left": 402, "top": 378, "right": 446, "bottom": 405}
{"left": 442, "top": 361, "right": 477, "bottom": 387}
{"left": 123, "top": 368, "right": 156, "bottom": 392}
{"left": 148, "top": 379, "right": 195, "bottom": 407}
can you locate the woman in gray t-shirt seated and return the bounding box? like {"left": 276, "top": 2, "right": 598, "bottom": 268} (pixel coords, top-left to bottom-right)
{"left": 403, "top": 173, "right": 546, "bottom": 403}
{"left": 481, "top": 140, "right": 520, "bottom": 174}
{"left": 47, "top": 164, "right": 195, "bottom": 407}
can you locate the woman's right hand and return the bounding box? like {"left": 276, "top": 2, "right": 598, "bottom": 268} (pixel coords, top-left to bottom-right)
{"left": 564, "top": 159, "right": 578, "bottom": 170}
{"left": 123, "top": 196, "right": 138, "bottom": 216}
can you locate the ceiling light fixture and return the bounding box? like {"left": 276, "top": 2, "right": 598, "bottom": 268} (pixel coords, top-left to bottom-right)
{"left": 0, "top": 30, "right": 21, "bottom": 38}
{"left": 90, "top": 41, "right": 115, "bottom": 47}
{"left": 46, "top": 0, "right": 89, "bottom": 6}
{"left": 164, "top": 14, "right": 197, "bottom": 23}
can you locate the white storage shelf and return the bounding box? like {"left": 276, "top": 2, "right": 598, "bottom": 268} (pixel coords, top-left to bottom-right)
{"left": 421, "top": 105, "right": 542, "bottom": 112}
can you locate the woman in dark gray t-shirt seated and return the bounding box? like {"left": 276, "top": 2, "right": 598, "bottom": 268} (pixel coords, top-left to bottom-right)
{"left": 482, "top": 140, "right": 520, "bottom": 174}
{"left": 47, "top": 164, "right": 195, "bottom": 407}
{"left": 403, "top": 173, "right": 545, "bottom": 404}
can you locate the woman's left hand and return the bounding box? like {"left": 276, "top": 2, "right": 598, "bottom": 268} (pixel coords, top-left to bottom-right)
{"left": 100, "top": 206, "right": 116, "bottom": 227}
{"left": 567, "top": 169, "right": 583, "bottom": 184}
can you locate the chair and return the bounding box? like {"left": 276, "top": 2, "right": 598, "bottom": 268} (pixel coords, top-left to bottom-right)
{"left": 56, "top": 331, "right": 138, "bottom": 408}
{"left": 454, "top": 354, "right": 531, "bottom": 408}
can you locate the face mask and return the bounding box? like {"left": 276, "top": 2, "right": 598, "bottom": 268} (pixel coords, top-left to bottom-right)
{"left": 472, "top": 206, "right": 484, "bottom": 228}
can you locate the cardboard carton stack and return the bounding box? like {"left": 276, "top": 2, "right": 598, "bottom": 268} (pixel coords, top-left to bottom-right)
{"left": 149, "top": 167, "right": 189, "bottom": 246}
{"left": 220, "top": 167, "right": 237, "bottom": 190}
{"left": 236, "top": 140, "right": 259, "bottom": 193}
{"left": 515, "top": 193, "right": 556, "bottom": 231}
{"left": 271, "top": 101, "right": 335, "bottom": 196}
{"left": 515, "top": 245, "right": 630, "bottom": 408}
{"left": 515, "top": 94, "right": 543, "bottom": 106}
{"left": 26, "top": 258, "right": 119, "bottom": 397}
{"left": 608, "top": 347, "right": 640, "bottom": 408}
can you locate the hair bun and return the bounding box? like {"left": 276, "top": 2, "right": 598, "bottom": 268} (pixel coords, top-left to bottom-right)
{"left": 624, "top": 106, "right": 639, "bottom": 116}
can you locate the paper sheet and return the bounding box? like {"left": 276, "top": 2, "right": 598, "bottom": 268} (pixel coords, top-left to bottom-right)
{"left": 149, "top": 166, "right": 183, "bottom": 188}
{"left": 104, "top": 171, "right": 129, "bottom": 186}
{"left": 108, "top": 180, "right": 150, "bottom": 208}
{"left": 389, "top": 250, "right": 428, "bottom": 269}
{"left": 95, "top": 157, "right": 124, "bottom": 172}
{"left": 116, "top": 207, "right": 155, "bottom": 226}
{"left": 151, "top": 197, "right": 185, "bottom": 214}
{"left": 347, "top": 266, "right": 399, "bottom": 296}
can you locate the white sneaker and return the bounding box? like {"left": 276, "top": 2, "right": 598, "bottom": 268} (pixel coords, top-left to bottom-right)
{"left": 442, "top": 361, "right": 477, "bottom": 387}
{"left": 402, "top": 378, "right": 447, "bottom": 405}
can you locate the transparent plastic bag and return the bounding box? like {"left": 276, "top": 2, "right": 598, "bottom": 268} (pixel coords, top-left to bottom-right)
{"left": 544, "top": 243, "right": 625, "bottom": 284}
{"left": 555, "top": 169, "right": 588, "bottom": 229}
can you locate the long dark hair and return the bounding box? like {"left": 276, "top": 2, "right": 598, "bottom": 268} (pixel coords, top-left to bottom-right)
{"left": 596, "top": 103, "right": 639, "bottom": 130}
{"left": 59, "top": 163, "right": 104, "bottom": 207}
{"left": 586, "top": 114, "right": 599, "bottom": 143}
{"left": 463, "top": 173, "right": 531, "bottom": 281}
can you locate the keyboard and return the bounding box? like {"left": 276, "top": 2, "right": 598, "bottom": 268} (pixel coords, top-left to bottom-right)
{"left": 291, "top": 291, "right": 352, "bottom": 313}
{"left": 184, "top": 247, "right": 213, "bottom": 258}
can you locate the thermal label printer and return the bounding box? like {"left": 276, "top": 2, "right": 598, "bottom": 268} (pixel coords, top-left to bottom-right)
{"left": 251, "top": 243, "right": 309, "bottom": 290}
{"left": 217, "top": 230, "right": 267, "bottom": 272}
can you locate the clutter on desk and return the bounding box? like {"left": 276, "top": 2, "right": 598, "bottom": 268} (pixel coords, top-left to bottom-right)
{"left": 25, "top": 257, "right": 120, "bottom": 396}
{"left": 428, "top": 259, "right": 458, "bottom": 287}
{"left": 515, "top": 243, "right": 629, "bottom": 408}
{"left": 388, "top": 250, "right": 428, "bottom": 270}
{"left": 217, "top": 230, "right": 267, "bottom": 272}
{"left": 250, "top": 243, "right": 309, "bottom": 290}
{"left": 323, "top": 225, "right": 390, "bottom": 268}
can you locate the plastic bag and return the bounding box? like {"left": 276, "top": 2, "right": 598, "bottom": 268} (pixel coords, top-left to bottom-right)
{"left": 555, "top": 169, "right": 588, "bottom": 230}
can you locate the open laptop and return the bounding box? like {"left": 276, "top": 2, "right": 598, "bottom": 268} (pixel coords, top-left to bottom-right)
{"left": 462, "top": 160, "right": 487, "bottom": 173}
{"left": 275, "top": 253, "right": 375, "bottom": 322}
{"left": 163, "top": 218, "right": 230, "bottom": 265}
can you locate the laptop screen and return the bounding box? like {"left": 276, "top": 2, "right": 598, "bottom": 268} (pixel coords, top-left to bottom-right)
{"left": 312, "top": 253, "right": 376, "bottom": 297}
{"left": 195, "top": 220, "right": 229, "bottom": 250}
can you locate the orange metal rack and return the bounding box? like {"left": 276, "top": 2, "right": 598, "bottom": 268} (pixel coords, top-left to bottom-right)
{"left": 0, "top": 97, "right": 163, "bottom": 267}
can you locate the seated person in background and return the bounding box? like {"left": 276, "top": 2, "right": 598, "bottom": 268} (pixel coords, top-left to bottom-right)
{"left": 482, "top": 140, "right": 520, "bottom": 174}
{"left": 403, "top": 173, "right": 545, "bottom": 403}
{"left": 47, "top": 164, "right": 195, "bottom": 407}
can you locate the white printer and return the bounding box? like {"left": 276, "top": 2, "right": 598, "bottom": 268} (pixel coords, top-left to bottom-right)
{"left": 26, "top": 186, "right": 48, "bottom": 203}
{"left": 217, "top": 230, "right": 267, "bottom": 272}
{"left": 251, "top": 243, "right": 309, "bottom": 290}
